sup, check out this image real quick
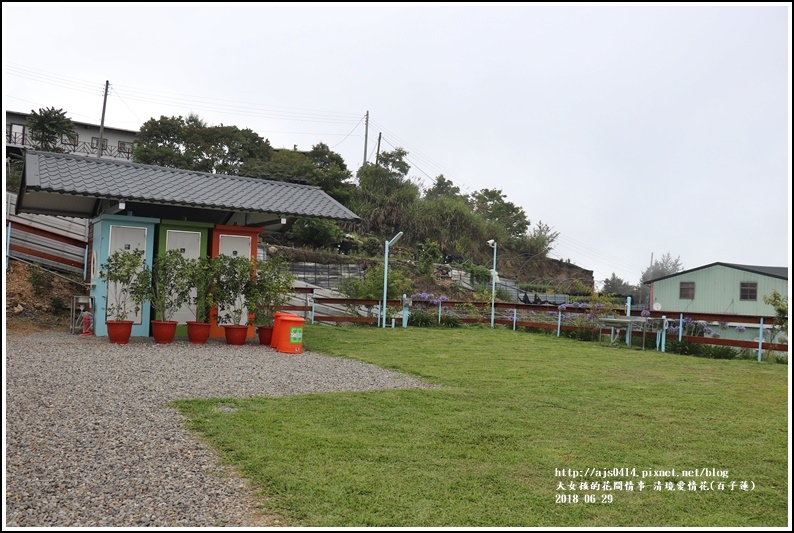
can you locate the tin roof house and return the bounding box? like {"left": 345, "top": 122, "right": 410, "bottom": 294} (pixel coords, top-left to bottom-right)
{"left": 645, "top": 262, "right": 788, "bottom": 317}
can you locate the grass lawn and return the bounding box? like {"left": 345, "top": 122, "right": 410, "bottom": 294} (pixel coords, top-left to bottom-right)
{"left": 172, "top": 325, "right": 789, "bottom": 527}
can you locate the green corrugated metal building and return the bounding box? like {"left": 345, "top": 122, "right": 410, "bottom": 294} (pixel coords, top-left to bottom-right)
{"left": 647, "top": 263, "right": 787, "bottom": 316}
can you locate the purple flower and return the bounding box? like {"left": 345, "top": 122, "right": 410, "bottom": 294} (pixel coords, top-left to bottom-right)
{"left": 735, "top": 325, "right": 746, "bottom": 334}
{"left": 641, "top": 310, "right": 651, "bottom": 317}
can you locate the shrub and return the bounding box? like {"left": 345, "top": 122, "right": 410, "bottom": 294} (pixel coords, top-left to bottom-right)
{"left": 774, "top": 353, "right": 788, "bottom": 365}
{"left": 361, "top": 237, "right": 382, "bottom": 257}
{"left": 28, "top": 263, "right": 53, "bottom": 295}
{"left": 735, "top": 349, "right": 757, "bottom": 361}
{"left": 440, "top": 314, "right": 461, "bottom": 328}
{"left": 667, "top": 340, "right": 704, "bottom": 356}
{"left": 700, "top": 345, "right": 738, "bottom": 360}
{"left": 50, "top": 296, "right": 69, "bottom": 314}
{"left": 408, "top": 308, "right": 435, "bottom": 327}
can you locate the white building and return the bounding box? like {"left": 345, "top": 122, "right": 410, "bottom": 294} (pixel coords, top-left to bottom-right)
{"left": 6, "top": 110, "right": 137, "bottom": 160}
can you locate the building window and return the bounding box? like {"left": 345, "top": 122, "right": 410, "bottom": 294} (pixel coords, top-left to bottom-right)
{"left": 679, "top": 282, "right": 695, "bottom": 299}
{"left": 740, "top": 282, "right": 757, "bottom": 301}
{"left": 118, "top": 141, "right": 133, "bottom": 154}
{"left": 62, "top": 133, "right": 78, "bottom": 146}
{"left": 91, "top": 137, "right": 108, "bottom": 150}
{"left": 8, "top": 123, "right": 26, "bottom": 144}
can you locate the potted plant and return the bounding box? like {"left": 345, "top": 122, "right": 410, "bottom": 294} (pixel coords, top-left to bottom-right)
{"left": 148, "top": 249, "right": 191, "bottom": 344}
{"left": 183, "top": 255, "right": 218, "bottom": 344}
{"left": 213, "top": 254, "right": 255, "bottom": 345}
{"left": 100, "top": 248, "right": 151, "bottom": 344}
{"left": 246, "top": 255, "right": 296, "bottom": 345}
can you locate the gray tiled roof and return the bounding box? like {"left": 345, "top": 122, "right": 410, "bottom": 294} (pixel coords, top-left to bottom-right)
{"left": 19, "top": 150, "right": 360, "bottom": 221}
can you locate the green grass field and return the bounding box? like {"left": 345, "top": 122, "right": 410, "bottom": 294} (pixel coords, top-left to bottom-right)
{"left": 172, "top": 325, "right": 789, "bottom": 527}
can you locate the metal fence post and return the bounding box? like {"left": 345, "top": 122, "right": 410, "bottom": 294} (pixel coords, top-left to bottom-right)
{"left": 557, "top": 311, "right": 562, "bottom": 337}
{"left": 679, "top": 313, "right": 684, "bottom": 341}
{"left": 757, "top": 318, "right": 764, "bottom": 362}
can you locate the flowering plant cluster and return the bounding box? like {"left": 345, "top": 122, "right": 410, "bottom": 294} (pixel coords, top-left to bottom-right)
{"left": 410, "top": 292, "right": 450, "bottom": 307}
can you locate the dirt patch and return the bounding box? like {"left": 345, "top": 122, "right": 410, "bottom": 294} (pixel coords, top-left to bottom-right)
{"left": 5, "top": 260, "right": 79, "bottom": 333}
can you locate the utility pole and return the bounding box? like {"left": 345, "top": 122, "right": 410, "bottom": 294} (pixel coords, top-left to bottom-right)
{"left": 375, "top": 132, "right": 382, "bottom": 165}
{"left": 96, "top": 80, "right": 109, "bottom": 158}
{"left": 362, "top": 110, "right": 369, "bottom": 168}
{"left": 646, "top": 252, "right": 654, "bottom": 305}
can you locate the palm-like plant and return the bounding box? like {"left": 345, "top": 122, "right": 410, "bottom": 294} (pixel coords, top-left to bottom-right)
{"left": 26, "top": 107, "right": 76, "bottom": 152}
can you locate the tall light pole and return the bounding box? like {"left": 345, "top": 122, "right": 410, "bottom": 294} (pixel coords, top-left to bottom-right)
{"left": 382, "top": 231, "right": 403, "bottom": 328}
{"left": 487, "top": 239, "right": 497, "bottom": 328}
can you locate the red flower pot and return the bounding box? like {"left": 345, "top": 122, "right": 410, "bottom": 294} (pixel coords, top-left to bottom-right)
{"left": 186, "top": 321, "right": 211, "bottom": 344}
{"left": 257, "top": 326, "right": 274, "bottom": 346}
{"left": 223, "top": 325, "right": 249, "bottom": 346}
{"left": 152, "top": 320, "right": 178, "bottom": 344}
{"left": 106, "top": 320, "right": 134, "bottom": 344}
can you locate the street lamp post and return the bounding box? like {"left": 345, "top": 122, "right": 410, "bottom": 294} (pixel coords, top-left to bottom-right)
{"left": 382, "top": 231, "right": 404, "bottom": 328}
{"left": 487, "top": 239, "right": 497, "bottom": 328}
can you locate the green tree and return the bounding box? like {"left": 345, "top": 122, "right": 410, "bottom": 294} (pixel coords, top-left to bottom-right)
{"left": 424, "top": 175, "right": 463, "bottom": 200}
{"left": 636, "top": 252, "right": 684, "bottom": 304}
{"left": 351, "top": 148, "right": 421, "bottom": 237}
{"left": 762, "top": 290, "right": 788, "bottom": 343}
{"left": 26, "top": 107, "right": 76, "bottom": 152}
{"left": 469, "top": 188, "right": 529, "bottom": 240}
{"left": 602, "top": 273, "right": 634, "bottom": 296}
{"left": 133, "top": 114, "right": 272, "bottom": 174}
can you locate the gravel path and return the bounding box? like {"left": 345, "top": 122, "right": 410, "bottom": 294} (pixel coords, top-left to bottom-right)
{"left": 5, "top": 331, "right": 435, "bottom": 527}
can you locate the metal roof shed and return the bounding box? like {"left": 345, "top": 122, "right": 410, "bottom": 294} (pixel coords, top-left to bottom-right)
{"left": 16, "top": 150, "right": 360, "bottom": 230}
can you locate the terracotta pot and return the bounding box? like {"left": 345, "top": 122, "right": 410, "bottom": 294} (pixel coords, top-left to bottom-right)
{"left": 186, "top": 321, "right": 211, "bottom": 344}
{"left": 106, "top": 320, "right": 134, "bottom": 344}
{"left": 257, "top": 326, "right": 274, "bottom": 346}
{"left": 152, "top": 320, "right": 178, "bottom": 344}
{"left": 223, "top": 325, "right": 249, "bottom": 346}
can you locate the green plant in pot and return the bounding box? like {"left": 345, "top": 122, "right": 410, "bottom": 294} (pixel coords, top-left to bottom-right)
{"left": 148, "top": 249, "right": 191, "bottom": 344}
{"left": 182, "top": 255, "right": 218, "bottom": 344}
{"left": 246, "top": 255, "right": 296, "bottom": 345}
{"left": 100, "top": 248, "right": 151, "bottom": 344}
{"left": 213, "top": 254, "right": 255, "bottom": 345}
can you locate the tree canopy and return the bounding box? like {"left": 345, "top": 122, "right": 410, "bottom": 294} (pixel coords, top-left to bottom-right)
{"left": 26, "top": 107, "right": 76, "bottom": 152}
{"left": 133, "top": 114, "right": 273, "bottom": 174}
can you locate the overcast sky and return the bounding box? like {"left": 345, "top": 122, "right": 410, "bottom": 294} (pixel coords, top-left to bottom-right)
{"left": 3, "top": 3, "right": 791, "bottom": 288}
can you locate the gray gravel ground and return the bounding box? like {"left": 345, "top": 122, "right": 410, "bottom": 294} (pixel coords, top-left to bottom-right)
{"left": 5, "top": 331, "right": 434, "bottom": 527}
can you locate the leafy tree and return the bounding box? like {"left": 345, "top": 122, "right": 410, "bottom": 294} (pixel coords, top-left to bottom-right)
{"left": 350, "top": 148, "right": 421, "bottom": 237}
{"left": 26, "top": 107, "right": 76, "bottom": 152}
{"left": 287, "top": 218, "right": 344, "bottom": 250}
{"left": 469, "top": 188, "right": 529, "bottom": 240}
{"left": 133, "top": 114, "right": 272, "bottom": 174}
{"left": 424, "top": 175, "right": 463, "bottom": 200}
{"left": 6, "top": 154, "right": 24, "bottom": 192}
{"left": 636, "top": 252, "right": 684, "bottom": 304}
{"left": 340, "top": 263, "right": 412, "bottom": 300}
{"left": 762, "top": 290, "right": 788, "bottom": 343}
{"left": 602, "top": 273, "right": 634, "bottom": 296}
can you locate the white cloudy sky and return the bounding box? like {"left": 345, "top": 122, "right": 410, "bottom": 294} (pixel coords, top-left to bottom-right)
{"left": 3, "top": 3, "right": 791, "bottom": 287}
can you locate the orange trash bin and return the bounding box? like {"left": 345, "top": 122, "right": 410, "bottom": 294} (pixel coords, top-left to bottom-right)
{"left": 276, "top": 315, "right": 305, "bottom": 354}
{"left": 270, "top": 312, "right": 293, "bottom": 348}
